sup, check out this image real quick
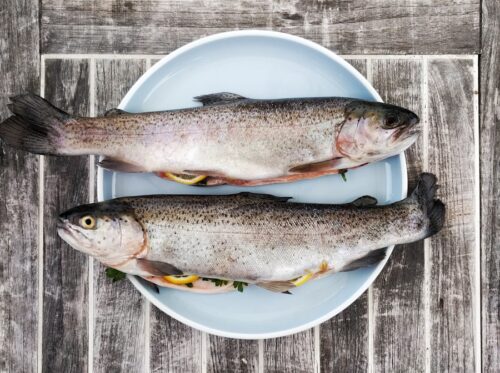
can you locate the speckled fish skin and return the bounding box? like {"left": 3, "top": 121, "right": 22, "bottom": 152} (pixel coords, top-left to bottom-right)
{"left": 57, "top": 174, "right": 445, "bottom": 286}
{"left": 0, "top": 93, "right": 420, "bottom": 182}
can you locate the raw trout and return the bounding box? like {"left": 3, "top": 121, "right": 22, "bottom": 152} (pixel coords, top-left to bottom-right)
{"left": 57, "top": 173, "right": 444, "bottom": 294}
{"left": 0, "top": 93, "right": 419, "bottom": 186}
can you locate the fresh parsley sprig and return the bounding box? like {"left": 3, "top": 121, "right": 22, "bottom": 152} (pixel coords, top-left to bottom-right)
{"left": 233, "top": 281, "right": 248, "bottom": 292}
{"left": 202, "top": 277, "right": 229, "bottom": 287}
{"left": 105, "top": 268, "right": 126, "bottom": 282}
{"left": 339, "top": 169, "right": 348, "bottom": 182}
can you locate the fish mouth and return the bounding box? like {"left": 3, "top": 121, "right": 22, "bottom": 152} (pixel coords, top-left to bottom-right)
{"left": 57, "top": 218, "right": 86, "bottom": 243}
{"left": 392, "top": 117, "right": 420, "bottom": 141}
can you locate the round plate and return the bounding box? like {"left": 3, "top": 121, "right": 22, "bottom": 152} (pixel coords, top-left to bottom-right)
{"left": 97, "top": 30, "right": 407, "bottom": 339}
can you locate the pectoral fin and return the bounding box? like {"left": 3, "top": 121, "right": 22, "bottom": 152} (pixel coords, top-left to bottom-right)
{"left": 256, "top": 281, "right": 296, "bottom": 293}
{"left": 194, "top": 92, "right": 248, "bottom": 106}
{"left": 351, "top": 196, "right": 378, "bottom": 207}
{"left": 98, "top": 157, "right": 147, "bottom": 173}
{"left": 136, "top": 259, "right": 183, "bottom": 276}
{"left": 289, "top": 157, "right": 361, "bottom": 174}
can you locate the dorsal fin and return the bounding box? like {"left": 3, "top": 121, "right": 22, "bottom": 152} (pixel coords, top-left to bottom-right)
{"left": 236, "top": 192, "right": 292, "bottom": 202}
{"left": 104, "top": 108, "right": 128, "bottom": 116}
{"left": 351, "top": 196, "right": 378, "bottom": 207}
{"left": 194, "top": 92, "right": 247, "bottom": 106}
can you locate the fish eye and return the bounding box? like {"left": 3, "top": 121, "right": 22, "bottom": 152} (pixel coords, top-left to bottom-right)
{"left": 80, "top": 215, "right": 96, "bottom": 229}
{"left": 384, "top": 114, "right": 400, "bottom": 128}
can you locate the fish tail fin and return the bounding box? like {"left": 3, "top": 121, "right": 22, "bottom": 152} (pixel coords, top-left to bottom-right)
{"left": 0, "top": 93, "right": 71, "bottom": 155}
{"left": 407, "top": 173, "right": 446, "bottom": 238}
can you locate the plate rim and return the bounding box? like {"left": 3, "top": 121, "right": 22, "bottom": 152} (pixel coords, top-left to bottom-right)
{"left": 97, "top": 29, "right": 408, "bottom": 339}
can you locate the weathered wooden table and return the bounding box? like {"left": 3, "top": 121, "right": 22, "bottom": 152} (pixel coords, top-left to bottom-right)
{"left": 1, "top": 1, "right": 498, "bottom": 372}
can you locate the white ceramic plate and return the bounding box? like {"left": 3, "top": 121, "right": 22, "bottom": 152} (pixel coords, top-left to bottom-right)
{"left": 97, "top": 30, "right": 407, "bottom": 339}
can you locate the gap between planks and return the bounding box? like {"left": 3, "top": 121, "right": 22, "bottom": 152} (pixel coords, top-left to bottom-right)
{"left": 422, "top": 56, "right": 431, "bottom": 373}
{"left": 37, "top": 56, "right": 46, "bottom": 373}
{"left": 472, "top": 55, "right": 481, "bottom": 373}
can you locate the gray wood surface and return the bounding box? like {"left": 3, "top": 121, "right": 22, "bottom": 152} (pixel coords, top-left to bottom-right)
{"left": 40, "top": 0, "right": 480, "bottom": 55}
{"left": 150, "top": 307, "right": 203, "bottom": 373}
{"left": 264, "top": 330, "right": 315, "bottom": 373}
{"left": 481, "top": 0, "right": 500, "bottom": 371}
{"left": 1, "top": 0, "right": 498, "bottom": 371}
{"left": 371, "top": 59, "right": 426, "bottom": 372}
{"left": 427, "top": 59, "right": 476, "bottom": 372}
{"left": 42, "top": 59, "right": 90, "bottom": 372}
{"left": 93, "top": 59, "right": 148, "bottom": 373}
{"left": 0, "top": 1, "right": 40, "bottom": 371}
{"left": 208, "top": 336, "right": 259, "bottom": 373}
{"left": 320, "top": 59, "right": 368, "bottom": 373}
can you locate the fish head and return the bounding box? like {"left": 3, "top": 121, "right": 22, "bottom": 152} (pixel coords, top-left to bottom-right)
{"left": 336, "top": 101, "right": 420, "bottom": 163}
{"left": 57, "top": 201, "right": 145, "bottom": 265}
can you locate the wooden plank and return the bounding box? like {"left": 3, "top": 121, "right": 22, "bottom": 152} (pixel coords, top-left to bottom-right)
{"left": 93, "top": 59, "right": 148, "bottom": 373}
{"left": 370, "top": 59, "right": 425, "bottom": 372}
{"left": 427, "top": 59, "right": 475, "bottom": 372}
{"left": 40, "top": 0, "right": 479, "bottom": 55}
{"left": 481, "top": 0, "right": 500, "bottom": 370}
{"left": 42, "top": 59, "right": 90, "bottom": 372}
{"left": 265, "top": 329, "right": 315, "bottom": 373}
{"left": 320, "top": 59, "right": 368, "bottom": 373}
{"left": 150, "top": 306, "right": 203, "bottom": 373}
{"left": 41, "top": 0, "right": 273, "bottom": 54}
{"left": 207, "top": 335, "right": 259, "bottom": 373}
{"left": 272, "top": 0, "right": 479, "bottom": 55}
{"left": 0, "top": 1, "right": 40, "bottom": 371}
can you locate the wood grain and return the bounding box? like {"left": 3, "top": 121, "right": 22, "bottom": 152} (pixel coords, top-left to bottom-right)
{"left": 207, "top": 336, "right": 259, "bottom": 373}
{"left": 480, "top": 0, "right": 500, "bottom": 370}
{"left": 93, "top": 59, "right": 148, "bottom": 373}
{"left": 370, "top": 59, "right": 425, "bottom": 372}
{"left": 42, "top": 59, "right": 90, "bottom": 373}
{"left": 427, "top": 59, "right": 476, "bottom": 372}
{"left": 320, "top": 59, "right": 368, "bottom": 373}
{"left": 40, "top": 0, "right": 479, "bottom": 54}
{"left": 0, "top": 1, "right": 40, "bottom": 371}
{"left": 41, "top": 0, "right": 273, "bottom": 54}
{"left": 150, "top": 306, "right": 203, "bottom": 373}
{"left": 264, "top": 329, "right": 315, "bottom": 373}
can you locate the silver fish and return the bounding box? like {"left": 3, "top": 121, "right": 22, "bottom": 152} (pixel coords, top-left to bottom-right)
{"left": 0, "top": 93, "right": 419, "bottom": 186}
{"left": 57, "top": 173, "right": 444, "bottom": 293}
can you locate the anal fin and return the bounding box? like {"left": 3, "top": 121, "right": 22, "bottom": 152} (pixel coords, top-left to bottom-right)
{"left": 342, "top": 248, "right": 387, "bottom": 272}
{"left": 256, "top": 281, "right": 296, "bottom": 293}
{"left": 104, "top": 108, "right": 128, "bottom": 116}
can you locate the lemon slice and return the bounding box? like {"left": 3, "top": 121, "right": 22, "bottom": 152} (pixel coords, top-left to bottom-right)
{"left": 164, "top": 172, "right": 207, "bottom": 185}
{"left": 164, "top": 274, "right": 200, "bottom": 285}
{"left": 291, "top": 273, "right": 313, "bottom": 287}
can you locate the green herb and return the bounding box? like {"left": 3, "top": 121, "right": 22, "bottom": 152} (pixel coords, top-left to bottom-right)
{"left": 202, "top": 277, "right": 229, "bottom": 287}
{"left": 339, "top": 169, "right": 347, "bottom": 182}
{"left": 185, "top": 283, "right": 193, "bottom": 288}
{"left": 105, "top": 268, "right": 126, "bottom": 282}
{"left": 233, "top": 281, "right": 248, "bottom": 292}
